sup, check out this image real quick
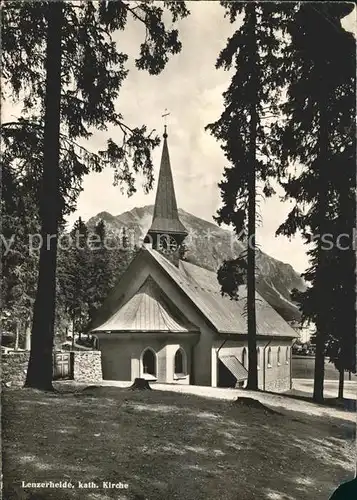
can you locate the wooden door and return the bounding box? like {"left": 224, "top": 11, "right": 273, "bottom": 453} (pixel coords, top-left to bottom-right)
{"left": 53, "top": 351, "right": 71, "bottom": 380}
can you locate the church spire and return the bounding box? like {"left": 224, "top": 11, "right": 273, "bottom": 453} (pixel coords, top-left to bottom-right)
{"left": 145, "top": 128, "right": 187, "bottom": 261}
{"left": 147, "top": 128, "right": 187, "bottom": 237}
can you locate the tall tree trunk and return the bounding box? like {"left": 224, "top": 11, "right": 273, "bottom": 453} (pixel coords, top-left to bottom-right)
{"left": 246, "top": 4, "right": 258, "bottom": 391}
{"left": 313, "top": 331, "right": 325, "bottom": 402}
{"left": 313, "top": 75, "right": 329, "bottom": 403}
{"left": 25, "top": 319, "right": 31, "bottom": 351}
{"left": 338, "top": 368, "right": 344, "bottom": 400}
{"left": 25, "top": 2, "right": 63, "bottom": 390}
{"left": 14, "top": 321, "right": 19, "bottom": 350}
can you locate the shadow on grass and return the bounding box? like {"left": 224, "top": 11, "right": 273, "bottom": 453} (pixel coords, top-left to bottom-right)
{"left": 239, "top": 385, "right": 357, "bottom": 414}
{"left": 277, "top": 389, "right": 357, "bottom": 413}
{"left": 2, "top": 386, "right": 354, "bottom": 500}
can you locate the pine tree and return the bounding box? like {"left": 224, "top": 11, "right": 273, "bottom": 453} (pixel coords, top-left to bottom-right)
{"left": 69, "top": 218, "right": 92, "bottom": 339}
{"left": 2, "top": 1, "right": 189, "bottom": 389}
{"left": 108, "top": 226, "right": 140, "bottom": 285}
{"left": 22, "top": 2, "right": 63, "bottom": 389}
{"left": 274, "top": 4, "right": 355, "bottom": 402}
{"left": 58, "top": 220, "right": 139, "bottom": 338}
{"left": 206, "top": 3, "right": 291, "bottom": 390}
{"left": 1, "top": 160, "right": 39, "bottom": 348}
{"left": 87, "top": 220, "right": 115, "bottom": 322}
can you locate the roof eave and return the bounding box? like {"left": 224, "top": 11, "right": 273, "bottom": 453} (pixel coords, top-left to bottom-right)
{"left": 216, "top": 331, "right": 297, "bottom": 339}
{"left": 147, "top": 228, "right": 188, "bottom": 236}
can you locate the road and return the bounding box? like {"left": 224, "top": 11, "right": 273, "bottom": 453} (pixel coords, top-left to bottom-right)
{"left": 293, "top": 379, "right": 357, "bottom": 401}
{"left": 292, "top": 355, "right": 356, "bottom": 381}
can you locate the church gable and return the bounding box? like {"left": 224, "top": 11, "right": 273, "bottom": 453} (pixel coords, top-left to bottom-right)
{"left": 92, "top": 276, "right": 199, "bottom": 333}
{"left": 90, "top": 248, "right": 206, "bottom": 335}
{"left": 89, "top": 249, "right": 149, "bottom": 331}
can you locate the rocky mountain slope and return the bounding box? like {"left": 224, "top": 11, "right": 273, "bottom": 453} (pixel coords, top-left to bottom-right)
{"left": 87, "top": 205, "right": 306, "bottom": 322}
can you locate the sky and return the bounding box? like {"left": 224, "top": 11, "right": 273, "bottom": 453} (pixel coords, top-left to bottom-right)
{"left": 4, "top": 3, "right": 356, "bottom": 274}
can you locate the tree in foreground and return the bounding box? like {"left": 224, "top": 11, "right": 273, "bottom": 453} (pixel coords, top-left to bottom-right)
{"left": 2, "top": 1, "right": 189, "bottom": 390}
{"left": 206, "top": 3, "right": 291, "bottom": 390}
{"left": 274, "top": 4, "right": 355, "bottom": 402}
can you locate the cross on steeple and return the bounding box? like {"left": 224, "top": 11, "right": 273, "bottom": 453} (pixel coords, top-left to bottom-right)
{"left": 161, "top": 108, "right": 170, "bottom": 137}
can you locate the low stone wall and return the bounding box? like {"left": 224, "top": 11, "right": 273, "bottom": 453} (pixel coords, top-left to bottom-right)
{"left": 265, "top": 376, "right": 291, "bottom": 393}
{"left": 2, "top": 352, "right": 30, "bottom": 387}
{"left": 72, "top": 351, "right": 102, "bottom": 383}
{"left": 2, "top": 350, "right": 102, "bottom": 386}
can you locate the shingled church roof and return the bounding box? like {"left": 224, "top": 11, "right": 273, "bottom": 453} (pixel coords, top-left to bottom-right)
{"left": 145, "top": 248, "right": 297, "bottom": 338}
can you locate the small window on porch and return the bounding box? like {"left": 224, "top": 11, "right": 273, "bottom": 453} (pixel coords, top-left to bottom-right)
{"left": 277, "top": 347, "right": 281, "bottom": 366}
{"left": 174, "top": 348, "right": 187, "bottom": 378}
{"left": 142, "top": 348, "right": 157, "bottom": 378}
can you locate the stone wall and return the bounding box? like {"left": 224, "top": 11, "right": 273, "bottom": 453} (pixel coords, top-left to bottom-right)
{"left": 265, "top": 376, "right": 291, "bottom": 393}
{"left": 2, "top": 350, "right": 102, "bottom": 386}
{"left": 2, "top": 352, "right": 30, "bottom": 387}
{"left": 72, "top": 351, "right": 102, "bottom": 383}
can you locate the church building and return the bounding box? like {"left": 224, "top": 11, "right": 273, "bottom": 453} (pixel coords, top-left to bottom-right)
{"left": 91, "top": 128, "right": 296, "bottom": 393}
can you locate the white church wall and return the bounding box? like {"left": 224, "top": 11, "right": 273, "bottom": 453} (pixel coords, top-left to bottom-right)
{"left": 192, "top": 325, "right": 215, "bottom": 387}
{"left": 263, "top": 339, "right": 292, "bottom": 393}
{"left": 165, "top": 344, "right": 178, "bottom": 383}
{"left": 211, "top": 347, "right": 217, "bottom": 387}
{"left": 99, "top": 337, "right": 132, "bottom": 381}
{"left": 211, "top": 337, "right": 293, "bottom": 391}
{"left": 164, "top": 343, "right": 191, "bottom": 385}
{"left": 157, "top": 344, "right": 168, "bottom": 382}
{"left": 131, "top": 352, "right": 140, "bottom": 380}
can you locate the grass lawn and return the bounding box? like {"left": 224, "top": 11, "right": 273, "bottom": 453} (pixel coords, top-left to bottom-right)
{"left": 2, "top": 385, "right": 355, "bottom": 500}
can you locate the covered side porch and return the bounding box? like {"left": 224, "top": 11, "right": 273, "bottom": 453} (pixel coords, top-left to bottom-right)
{"left": 92, "top": 276, "right": 200, "bottom": 383}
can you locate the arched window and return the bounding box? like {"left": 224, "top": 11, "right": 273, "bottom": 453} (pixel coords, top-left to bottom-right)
{"left": 286, "top": 346, "right": 290, "bottom": 364}
{"left": 242, "top": 347, "right": 247, "bottom": 369}
{"left": 142, "top": 348, "right": 157, "bottom": 377}
{"left": 277, "top": 347, "right": 281, "bottom": 365}
{"left": 174, "top": 348, "right": 187, "bottom": 375}
{"left": 257, "top": 347, "right": 260, "bottom": 370}
{"left": 267, "top": 347, "right": 272, "bottom": 367}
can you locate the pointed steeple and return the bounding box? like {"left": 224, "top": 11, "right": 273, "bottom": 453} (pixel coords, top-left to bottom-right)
{"left": 146, "top": 128, "right": 188, "bottom": 237}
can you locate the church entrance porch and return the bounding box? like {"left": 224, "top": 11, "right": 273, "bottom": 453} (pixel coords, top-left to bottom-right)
{"left": 95, "top": 332, "right": 199, "bottom": 385}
